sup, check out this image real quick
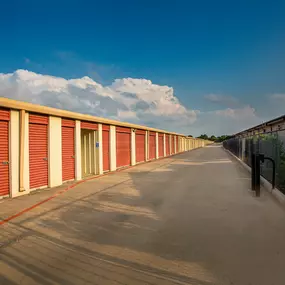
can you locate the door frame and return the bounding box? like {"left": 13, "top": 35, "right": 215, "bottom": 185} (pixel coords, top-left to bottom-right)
{"left": 81, "top": 128, "right": 99, "bottom": 177}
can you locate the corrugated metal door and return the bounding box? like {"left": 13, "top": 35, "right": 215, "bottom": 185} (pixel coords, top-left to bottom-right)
{"left": 172, "top": 136, "right": 175, "bottom": 154}
{"left": 29, "top": 114, "right": 48, "bottom": 189}
{"left": 62, "top": 119, "right": 75, "bottom": 181}
{"left": 136, "top": 130, "right": 145, "bottom": 163}
{"left": 81, "top": 121, "right": 98, "bottom": 130}
{"left": 116, "top": 127, "right": 131, "bottom": 168}
{"left": 149, "top": 132, "right": 156, "bottom": 160}
{"left": 165, "top": 135, "right": 170, "bottom": 156}
{"left": 176, "top": 136, "right": 179, "bottom": 152}
{"left": 158, "top": 133, "right": 164, "bottom": 157}
{"left": 102, "top": 125, "right": 110, "bottom": 172}
{"left": 0, "top": 108, "right": 10, "bottom": 197}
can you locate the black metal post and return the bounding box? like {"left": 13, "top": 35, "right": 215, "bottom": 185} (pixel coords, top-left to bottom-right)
{"left": 251, "top": 153, "right": 256, "bottom": 191}
{"left": 255, "top": 154, "right": 261, "bottom": 197}
{"left": 272, "top": 159, "right": 276, "bottom": 190}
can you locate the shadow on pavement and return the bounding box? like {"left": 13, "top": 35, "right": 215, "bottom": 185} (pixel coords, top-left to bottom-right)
{"left": 1, "top": 148, "right": 233, "bottom": 285}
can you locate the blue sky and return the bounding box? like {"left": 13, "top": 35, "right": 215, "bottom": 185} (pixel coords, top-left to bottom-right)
{"left": 1, "top": 0, "right": 285, "bottom": 135}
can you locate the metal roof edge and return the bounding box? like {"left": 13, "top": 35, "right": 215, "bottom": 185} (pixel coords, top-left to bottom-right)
{"left": 0, "top": 97, "right": 190, "bottom": 137}
{"left": 234, "top": 114, "right": 285, "bottom": 136}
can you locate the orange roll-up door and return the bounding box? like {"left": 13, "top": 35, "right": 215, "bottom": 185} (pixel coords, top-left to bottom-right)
{"left": 136, "top": 130, "right": 145, "bottom": 163}
{"left": 172, "top": 136, "right": 175, "bottom": 154}
{"left": 102, "top": 125, "right": 110, "bottom": 171}
{"left": 81, "top": 121, "right": 98, "bottom": 130}
{"left": 165, "top": 134, "right": 170, "bottom": 156}
{"left": 176, "top": 136, "right": 179, "bottom": 152}
{"left": 149, "top": 132, "right": 156, "bottom": 160}
{"left": 29, "top": 114, "right": 48, "bottom": 189}
{"left": 158, "top": 133, "right": 164, "bottom": 157}
{"left": 116, "top": 127, "right": 131, "bottom": 168}
{"left": 0, "top": 108, "right": 10, "bottom": 197}
{"left": 62, "top": 119, "right": 75, "bottom": 181}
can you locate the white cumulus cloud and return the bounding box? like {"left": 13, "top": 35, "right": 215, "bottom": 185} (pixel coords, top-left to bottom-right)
{"left": 270, "top": 93, "right": 285, "bottom": 100}
{"left": 204, "top": 94, "right": 240, "bottom": 108}
{"left": 0, "top": 69, "right": 269, "bottom": 136}
{"left": 189, "top": 106, "right": 261, "bottom": 136}
{"left": 214, "top": 106, "right": 257, "bottom": 119}
{"left": 0, "top": 69, "right": 197, "bottom": 132}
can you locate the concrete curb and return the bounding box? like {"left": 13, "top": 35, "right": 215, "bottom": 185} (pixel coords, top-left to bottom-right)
{"left": 224, "top": 147, "right": 285, "bottom": 205}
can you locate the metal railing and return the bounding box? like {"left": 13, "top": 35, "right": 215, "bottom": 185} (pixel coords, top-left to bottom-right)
{"left": 223, "top": 130, "right": 285, "bottom": 194}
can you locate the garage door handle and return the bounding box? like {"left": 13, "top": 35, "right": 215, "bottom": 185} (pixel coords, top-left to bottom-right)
{"left": 71, "top": 155, "right": 75, "bottom": 158}
{"left": 2, "top": 161, "right": 9, "bottom": 165}
{"left": 43, "top": 158, "right": 48, "bottom": 161}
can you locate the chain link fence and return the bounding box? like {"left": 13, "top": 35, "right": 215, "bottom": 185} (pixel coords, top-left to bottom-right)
{"left": 223, "top": 131, "right": 285, "bottom": 194}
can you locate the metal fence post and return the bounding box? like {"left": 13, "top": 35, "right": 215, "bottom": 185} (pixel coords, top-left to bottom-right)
{"left": 255, "top": 154, "right": 261, "bottom": 197}
{"left": 251, "top": 153, "right": 256, "bottom": 191}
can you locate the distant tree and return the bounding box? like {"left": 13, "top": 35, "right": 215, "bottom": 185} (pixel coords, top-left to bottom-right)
{"left": 196, "top": 134, "right": 232, "bottom": 142}
{"left": 210, "top": 135, "right": 217, "bottom": 141}
{"left": 215, "top": 135, "right": 232, "bottom": 142}
{"left": 188, "top": 135, "right": 193, "bottom": 137}
{"left": 197, "top": 134, "right": 208, "bottom": 140}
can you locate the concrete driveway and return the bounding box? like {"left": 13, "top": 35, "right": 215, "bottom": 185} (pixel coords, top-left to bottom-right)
{"left": 1, "top": 145, "right": 285, "bottom": 285}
